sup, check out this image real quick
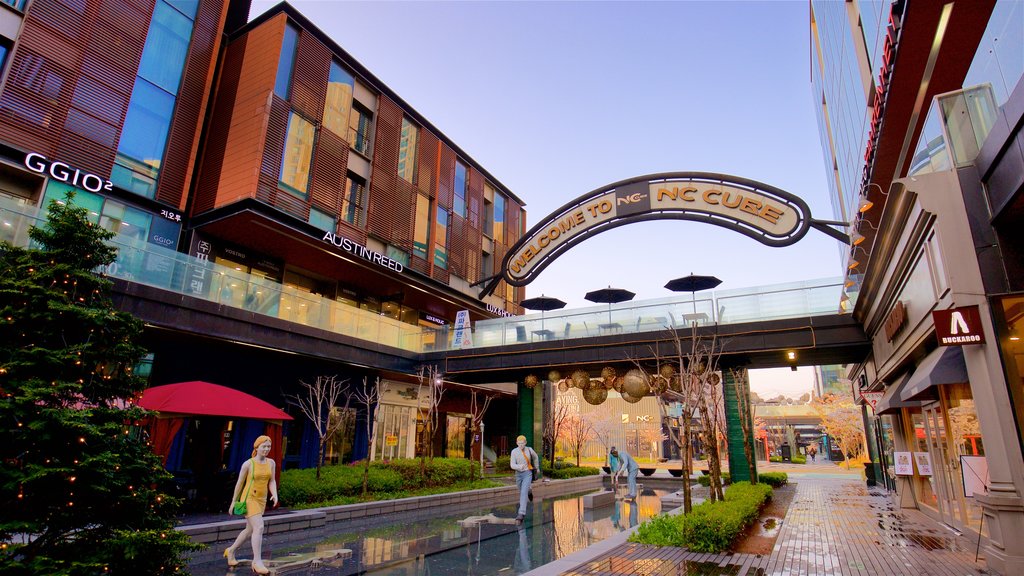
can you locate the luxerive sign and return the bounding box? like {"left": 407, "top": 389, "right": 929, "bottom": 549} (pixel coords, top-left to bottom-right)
{"left": 494, "top": 173, "right": 811, "bottom": 290}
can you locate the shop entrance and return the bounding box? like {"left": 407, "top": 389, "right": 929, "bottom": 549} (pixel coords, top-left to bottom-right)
{"left": 922, "top": 403, "right": 960, "bottom": 528}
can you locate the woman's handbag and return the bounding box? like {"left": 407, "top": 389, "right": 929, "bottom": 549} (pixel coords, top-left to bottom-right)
{"left": 231, "top": 459, "right": 254, "bottom": 515}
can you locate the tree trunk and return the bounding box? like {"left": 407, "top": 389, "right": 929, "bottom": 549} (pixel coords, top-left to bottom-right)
{"left": 682, "top": 417, "right": 692, "bottom": 513}
{"left": 317, "top": 436, "right": 327, "bottom": 481}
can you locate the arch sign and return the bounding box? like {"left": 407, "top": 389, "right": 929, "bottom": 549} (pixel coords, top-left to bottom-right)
{"left": 479, "top": 172, "right": 846, "bottom": 297}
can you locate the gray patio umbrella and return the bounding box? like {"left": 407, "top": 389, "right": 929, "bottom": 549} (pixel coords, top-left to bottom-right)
{"left": 584, "top": 286, "right": 635, "bottom": 324}
{"left": 520, "top": 295, "right": 567, "bottom": 330}
{"left": 664, "top": 273, "right": 722, "bottom": 317}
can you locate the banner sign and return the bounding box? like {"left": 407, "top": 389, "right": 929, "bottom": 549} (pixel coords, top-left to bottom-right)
{"left": 961, "top": 456, "right": 988, "bottom": 498}
{"left": 481, "top": 172, "right": 820, "bottom": 297}
{"left": 894, "top": 451, "right": 913, "bottom": 475}
{"left": 932, "top": 305, "right": 985, "bottom": 346}
{"left": 451, "top": 310, "right": 473, "bottom": 349}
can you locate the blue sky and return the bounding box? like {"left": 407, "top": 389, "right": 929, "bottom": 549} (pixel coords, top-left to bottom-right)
{"left": 249, "top": 1, "right": 836, "bottom": 396}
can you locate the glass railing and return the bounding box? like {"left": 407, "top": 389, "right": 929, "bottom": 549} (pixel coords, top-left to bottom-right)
{"left": 909, "top": 84, "right": 998, "bottom": 177}
{"left": 464, "top": 277, "right": 844, "bottom": 349}
{"left": 2, "top": 197, "right": 845, "bottom": 354}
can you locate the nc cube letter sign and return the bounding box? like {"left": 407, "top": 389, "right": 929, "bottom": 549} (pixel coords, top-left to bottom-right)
{"left": 932, "top": 305, "right": 985, "bottom": 346}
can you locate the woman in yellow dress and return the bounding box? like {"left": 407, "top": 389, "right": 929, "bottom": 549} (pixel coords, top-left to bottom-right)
{"left": 224, "top": 435, "right": 278, "bottom": 574}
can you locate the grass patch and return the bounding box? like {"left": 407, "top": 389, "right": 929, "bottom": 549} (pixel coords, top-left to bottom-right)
{"left": 630, "top": 481, "right": 773, "bottom": 553}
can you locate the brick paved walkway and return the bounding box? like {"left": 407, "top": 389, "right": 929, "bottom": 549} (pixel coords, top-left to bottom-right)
{"left": 559, "top": 477, "right": 997, "bottom": 576}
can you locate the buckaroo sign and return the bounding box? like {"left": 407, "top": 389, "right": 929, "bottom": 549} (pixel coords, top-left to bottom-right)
{"left": 478, "top": 172, "right": 846, "bottom": 296}
{"left": 933, "top": 305, "right": 985, "bottom": 346}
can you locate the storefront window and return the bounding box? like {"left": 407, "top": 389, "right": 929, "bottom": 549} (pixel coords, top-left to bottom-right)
{"left": 999, "top": 296, "right": 1024, "bottom": 457}
{"left": 911, "top": 411, "right": 939, "bottom": 510}
{"left": 943, "top": 383, "right": 986, "bottom": 533}
{"left": 446, "top": 414, "right": 469, "bottom": 458}
{"left": 375, "top": 404, "right": 413, "bottom": 460}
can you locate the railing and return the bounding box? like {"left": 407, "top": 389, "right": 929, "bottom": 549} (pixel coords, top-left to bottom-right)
{"left": 464, "top": 277, "right": 844, "bottom": 349}
{"left": 2, "top": 197, "right": 844, "bottom": 354}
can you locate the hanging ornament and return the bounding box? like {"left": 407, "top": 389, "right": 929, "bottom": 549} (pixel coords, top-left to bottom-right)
{"left": 524, "top": 374, "right": 539, "bottom": 389}
{"left": 600, "top": 366, "right": 617, "bottom": 381}
{"left": 620, "top": 390, "right": 643, "bottom": 403}
{"left": 548, "top": 370, "right": 561, "bottom": 383}
{"left": 557, "top": 379, "right": 569, "bottom": 393}
{"left": 583, "top": 386, "right": 608, "bottom": 405}
{"left": 659, "top": 364, "right": 676, "bottom": 380}
{"left": 622, "top": 369, "right": 649, "bottom": 399}
{"left": 571, "top": 369, "right": 590, "bottom": 389}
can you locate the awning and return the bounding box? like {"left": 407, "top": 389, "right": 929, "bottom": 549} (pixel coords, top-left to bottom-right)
{"left": 900, "top": 346, "right": 968, "bottom": 402}
{"left": 138, "top": 381, "right": 293, "bottom": 421}
{"left": 874, "top": 372, "right": 927, "bottom": 415}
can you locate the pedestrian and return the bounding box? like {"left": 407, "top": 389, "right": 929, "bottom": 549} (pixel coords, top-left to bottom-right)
{"left": 510, "top": 435, "right": 539, "bottom": 523}
{"left": 224, "top": 435, "right": 279, "bottom": 574}
{"left": 809, "top": 445, "right": 817, "bottom": 463}
{"left": 609, "top": 446, "right": 639, "bottom": 501}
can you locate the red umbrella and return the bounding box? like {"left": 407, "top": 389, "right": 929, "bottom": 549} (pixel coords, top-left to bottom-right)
{"left": 138, "top": 381, "right": 292, "bottom": 421}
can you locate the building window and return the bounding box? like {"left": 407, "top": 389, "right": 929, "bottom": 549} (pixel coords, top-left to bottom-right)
{"left": 2, "top": 1, "right": 28, "bottom": 11}
{"left": 453, "top": 161, "right": 467, "bottom": 217}
{"left": 279, "top": 112, "right": 315, "bottom": 197}
{"left": 413, "top": 193, "right": 431, "bottom": 260}
{"left": 274, "top": 23, "right": 299, "bottom": 99}
{"left": 322, "top": 60, "right": 353, "bottom": 137}
{"left": 482, "top": 251, "right": 493, "bottom": 277}
{"left": 111, "top": 0, "right": 197, "bottom": 199}
{"left": 434, "top": 206, "right": 449, "bottom": 269}
{"left": 493, "top": 191, "right": 505, "bottom": 243}
{"left": 397, "top": 117, "right": 419, "bottom": 183}
{"left": 309, "top": 207, "right": 335, "bottom": 232}
{"left": 342, "top": 173, "right": 366, "bottom": 226}
{"left": 348, "top": 102, "right": 373, "bottom": 156}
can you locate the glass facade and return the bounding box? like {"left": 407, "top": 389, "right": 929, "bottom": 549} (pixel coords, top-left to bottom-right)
{"left": 274, "top": 23, "right": 299, "bottom": 99}
{"left": 349, "top": 103, "right": 372, "bottom": 156}
{"left": 397, "top": 117, "right": 418, "bottom": 183}
{"left": 810, "top": 0, "right": 874, "bottom": 226}
{"left": 322, "top": 60, "right": 354, "bottom": 137}
{"left": 964, "top": 0, "right": 1024, "bottom": 108}
{"left": 342, "top": 174, "right": 365, "bottom": 226}
{"left": 413, "top": 193, "right": 430, "bottom": 260}
{"left": 112, "top": 0, "right": 198, "bottom": 199}
{"left": 453, "top": 161, "right": 467, "bottom": 218}
{"left": 279, "top": 112, "right": 315, "bottom": 197}
{"left": 493, "top": 189, "right": 505, "bottom": 243}
{"left": 308, "top": 207, "right": 335, "bottom": 232}
{"left": 434, "top": 206, "right": 449, "bottom": 269}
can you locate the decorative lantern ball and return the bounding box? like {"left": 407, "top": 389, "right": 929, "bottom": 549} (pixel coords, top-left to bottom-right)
{"left": 709, "top": 372, "right": 722, "bottom": 386}
{"left": 524, "top": 374, "right": 539, "bottom": 389}
{"left": 659, "top": 364, "right": 676, "bottom": 380}
{"left": 651, "top": 376, "right": 668, "bottom": 394}
{"left": 548, "top": 370, "right": 562, "bottom": 383}
{"left": 571, "top": 369, "right": 590, "bottom": 389}
{"left": 600, "top": 366, "right": 617, "bottom": 381}
{"left": 602, "top": 377, "right": 616, "bottom": 390}
{"left": 621, "top": 390, "right": 643, "bottom": 403}
{"left": 668, "top": 376, "right": 682, "bottom": 393}
{"left": 557, "top": 379, "right": 569, "bottom": 393}
{"left": 583, "top": 386, "right": 608, "bottom": 405}
{"left": 622, "top": 369, "right": 649, "bottom": 399}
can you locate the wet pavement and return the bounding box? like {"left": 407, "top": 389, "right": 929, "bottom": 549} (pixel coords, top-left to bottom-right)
{"left": 559, "top": 477, "right": 997, "bottom": 576}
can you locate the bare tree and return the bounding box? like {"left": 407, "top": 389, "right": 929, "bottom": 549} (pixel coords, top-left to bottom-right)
{"left": 415, "top": 365, "right": 446, "bottom": 463}
{"left": 562, "top": 414, "right": 593, "bottom": 466}
{"left": 727, "top": 367, "right": 757, "bottom": 484}
{"left": 353, "top": 377, "right": 389, "bottom": 496}
{"left": 468, "top": 389, "right": 494, "bottom": 480}
{"left": 284, "top": 375, "right": 351, "bottom": 480}
{"left": 589, "top": 410, "right": 620, "bottom": 463}
{"left": 638, "top": 426, "right": 666, "bottom": 461}
{"left": 543, "top": 390, "right": 573, "bottom": 469}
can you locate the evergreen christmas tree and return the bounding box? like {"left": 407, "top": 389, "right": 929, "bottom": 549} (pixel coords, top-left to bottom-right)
{"left": 0, "top": 194, "right": 198, "bottom": 575}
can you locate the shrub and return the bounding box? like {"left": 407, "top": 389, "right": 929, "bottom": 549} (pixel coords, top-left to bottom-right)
{"left": 792, "top": 455, "right": 806, "bottom": 464}
{"left": 769, "top": 456, "right": 782, "bottom": 463}
{"left": 697, "top": 472, "right": 731, "bottom": 487}
{"left": 494, "top": 455, "right": 511, "bottom": 472}
{"left": 371, "top": 458, "right": 480, "bottom": 489}
{"left": 756, "top": 472, "right": 789, "bottom": 487}
{"left": 545, "top": 466, "right": 599, "bottom": 479}
{"left": 631, "top": 481, "right": 772, "bottom": 553}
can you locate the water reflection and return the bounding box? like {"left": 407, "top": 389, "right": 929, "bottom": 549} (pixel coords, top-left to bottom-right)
{"left": 189, "top": 489, "right": 667, "bottom": 576}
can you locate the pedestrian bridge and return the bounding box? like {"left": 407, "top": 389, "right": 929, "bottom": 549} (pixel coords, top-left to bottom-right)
{"left": 2, "top": 199, "right": 868, "bottom": 375}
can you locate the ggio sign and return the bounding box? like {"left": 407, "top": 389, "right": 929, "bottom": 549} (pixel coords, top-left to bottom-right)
{"left": 24, "top": 152, "right": 113, "bottom": 194}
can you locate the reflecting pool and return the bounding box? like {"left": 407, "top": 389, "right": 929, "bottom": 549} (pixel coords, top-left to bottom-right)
{"left": 188, "top": 488, "right": 667, "bottom": 575}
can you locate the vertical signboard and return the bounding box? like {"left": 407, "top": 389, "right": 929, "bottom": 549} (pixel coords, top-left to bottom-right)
{"left": 452, "top": 310, "right": 473, "bottom": 349}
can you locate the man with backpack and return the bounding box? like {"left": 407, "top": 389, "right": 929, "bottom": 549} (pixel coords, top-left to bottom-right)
{"left": 510, "top": 435, "right": 540, "bottom": 522}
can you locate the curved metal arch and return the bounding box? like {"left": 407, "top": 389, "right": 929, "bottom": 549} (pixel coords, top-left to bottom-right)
{"left": 481, "top": 172, "right": 831, "bottom": 298}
